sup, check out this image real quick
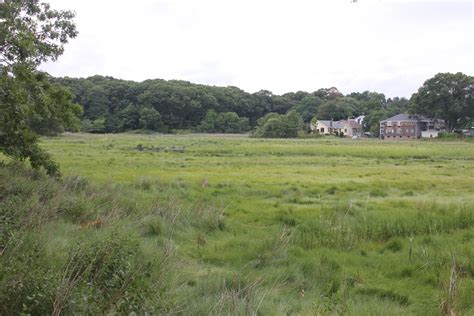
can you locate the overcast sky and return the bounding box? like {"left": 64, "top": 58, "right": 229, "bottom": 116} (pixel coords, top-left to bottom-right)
{"left": 40, "top": 0, "right": 473, "bottom": 98}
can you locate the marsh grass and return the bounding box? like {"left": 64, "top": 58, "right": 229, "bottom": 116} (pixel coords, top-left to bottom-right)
{"left": 1, "top": 134, "right": 473, "bottom": 314}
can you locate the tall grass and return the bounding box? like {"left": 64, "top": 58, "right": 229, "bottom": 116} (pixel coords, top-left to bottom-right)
{"left": 296, "top": 201, "right": 474, "bottom": 249}
{"left": 1, "top": 134, "right": 473, "bottom": 314}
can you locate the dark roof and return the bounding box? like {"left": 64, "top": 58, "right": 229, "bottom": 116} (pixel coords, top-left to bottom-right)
{"left": 317, "top": 119, "right": 362, "bottom": 129}
{"left": 380, "top": 114, "right": 421, "bottom": 122}
{"left": 380, "top": 113, "right": 443, "bottom": 123}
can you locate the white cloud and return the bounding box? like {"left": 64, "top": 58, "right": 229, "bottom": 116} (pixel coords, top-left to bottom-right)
{"left": 41, "top": 0, "right": 473, "bottom": 97}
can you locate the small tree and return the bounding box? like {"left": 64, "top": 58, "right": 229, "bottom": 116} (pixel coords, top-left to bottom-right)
{"left": 254, "top": 111, "right": 302, "bottom": 138}
{"left": 198, "top": 109, "right": 219, "bottom": 133}
{"left": 198, "top": 110, "right": 250, "bottom": 133}
{"left": 139, "top": 107, "right": 163, "bottom": 131}
{"left": 117, "top": 104, "right": 141, "bottom": 131}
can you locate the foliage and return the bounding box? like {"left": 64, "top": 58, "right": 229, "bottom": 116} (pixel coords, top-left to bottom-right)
{"left": 316, "top": 96, "right": 359, "bottom": 121}
{"left": 0, "top": 0, "right": 79, "bottom": 175}
{"left": 139, "top": 106, "right": 164, "bottom": 131}
{"left": 198, "top": 109, "right": 250, "bottom": 133}
{"left": 291, "top": 95, "right": 323, "bottom": 123}
{"left": 53, "top": 76, "right": 400, "bottom": 134}
{"left": 411, "top": 72, "right": 474, "bottom": 131}
{"left": 253, "top": 110, "right": 302, "bottom": 138}
{"left": 50, "top": 71, "right": 473, "bottom": 137}
{"left": 81, "top": 117, "right": 106, "bottom": 133}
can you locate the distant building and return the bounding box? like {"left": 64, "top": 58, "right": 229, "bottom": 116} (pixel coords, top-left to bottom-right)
{"left": 312, "top": 119, "right": 363, "bottom": 137}
{"left": 354, "top": 115, "right": 365, "bottom": 125}
{"left": 379, "top": 114, "right": 446, "bottom": 140}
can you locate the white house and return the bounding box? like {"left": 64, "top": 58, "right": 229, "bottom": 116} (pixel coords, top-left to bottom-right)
{"left": 311, "top": 119, "right": 363, "bottom": 137}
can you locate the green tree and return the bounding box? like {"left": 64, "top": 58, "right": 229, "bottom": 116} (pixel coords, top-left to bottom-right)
{"left": 198, "top": 110, "right": 249, "bottom": 133}
{"left": 254, "top": 111, "right": 302, "bottom": 138}
{"left": 117, "top": 104, "right": 141, "bottom": 131}
{"left": 139, "top": 107, "right": 163, "bottom": 131}
{"left": 364, "top": 109, "right": 389, "bottom": 136}
{"left": 292, "top": 95, "right": 323, "bottom": 123}
{"left": 316, "top": 97, "right": 359, "bottom": 121}
{"left": 0, "top": 0, "right": 78, "bottom": 175}
{"left": 27, "top": 75, "right": 83, "bottom": 135}
{"left": 198, "top": 109, "right": 219, "bottom": 133}
{"left": 217, "top": 112, "right": 250, "bottom": 133}
{"left": 348, "top": 91, "right": 386, "bottom": 116}
{"left": 411, "top": 72, "right": 474, "bottom": 131}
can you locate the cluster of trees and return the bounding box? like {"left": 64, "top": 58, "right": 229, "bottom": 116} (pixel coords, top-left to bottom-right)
{"left": 50, "top": 72, "right": 474, "bottom": 137}
{"left": 198, "top": 110, "right": 250, "bottom": 133}
{"left": 254, "top": 111, "right": 302, "bottom": 138}
{"left": 53, "top": 75, "right": 416, "bottom": 135}
{"left": 411, "top": 72, "right": 474, "bottom": 131}
{"left": 51, "top": 76, "right": 299, "bottom": 133}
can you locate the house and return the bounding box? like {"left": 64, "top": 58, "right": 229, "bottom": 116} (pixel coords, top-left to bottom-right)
{"left": 312, "top": 119, "right": 363, "bottom": 137}
{"left": 379, "top": 114, "right": 446, "bottom": 140}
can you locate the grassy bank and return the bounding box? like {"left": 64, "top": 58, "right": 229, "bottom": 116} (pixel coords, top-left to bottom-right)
{"left": 1, "top": 134, "right": 473, "bottom": 314}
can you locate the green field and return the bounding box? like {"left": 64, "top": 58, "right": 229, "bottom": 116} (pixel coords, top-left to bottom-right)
{"left": 2, "top": 133, "right": 474, "bottom": 314}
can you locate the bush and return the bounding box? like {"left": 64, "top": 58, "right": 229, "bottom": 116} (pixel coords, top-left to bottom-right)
{"left": 253, "top": 111, "right": 303, "bottom": 138}
{"left": 0, "top": 234, "right": 58, "bottom": 315}
{"left": 58, "top": 232, "right": 152, "bottom": 314}
{"left": 198, "top": 110, "right": 250, "bottom": 133}
{"left": 438, "top": 132, "right": 460, "bottom": 140}
{"left": 385, "top": 239, "right": 403, "bottom": 253}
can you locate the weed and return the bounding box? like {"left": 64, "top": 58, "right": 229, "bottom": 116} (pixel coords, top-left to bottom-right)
{"left": 385, "top": 239, "right": 403, "bottom": 253}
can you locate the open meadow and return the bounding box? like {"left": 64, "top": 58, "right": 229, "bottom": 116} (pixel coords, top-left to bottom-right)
{"left": 2, "top": 133, "right": 474, "bottom": 315}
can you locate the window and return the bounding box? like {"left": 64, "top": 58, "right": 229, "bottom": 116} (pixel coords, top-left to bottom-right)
{"left": 344, "top": 129, "right": 347, "bottom": 133}
{"left": 320, "top": 128, "right": 325, "bottom": 133}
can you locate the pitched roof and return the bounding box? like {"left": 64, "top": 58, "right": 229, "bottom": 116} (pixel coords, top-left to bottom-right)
{"left": 317, "top": 120, "right": 332, "bottom": 126}
{"left": 380, "top": 114, "right": 422, "bottom": 122}
{"left": 380, "top": 113, "right": 444, "bottom": 123}
{"left": 317, "top": 119, "right": 361, "bottom": 129}
{"left": 341, "top": 119, "right": 362, "bottom": 128}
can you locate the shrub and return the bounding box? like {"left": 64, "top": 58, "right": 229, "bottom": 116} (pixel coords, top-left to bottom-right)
{"left": 142, "top": 217, "right": 163, "bottom": 237}
{"left": 385, "top": 239, "right": 403, "bottom": 253}
{"left": 370, "top": 189, "right": 388, "bottom": 197}
{"left": 253, "top": 111, "right": 303, "bottom": 138}
{"left": 56, "top": 232, "right": 152, "bottom": 314}
{"left": 0, "top": 234, "right": 58, "bottom": 315}
{"left": 198, "top": 110, "right": 250, "bottom": 133}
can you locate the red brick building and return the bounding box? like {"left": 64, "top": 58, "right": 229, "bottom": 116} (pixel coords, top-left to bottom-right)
{"left": 380, "top": 114, "right": 445, "bottom": 140}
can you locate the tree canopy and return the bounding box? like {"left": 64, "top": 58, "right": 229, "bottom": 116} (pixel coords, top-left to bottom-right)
{"left": 0, "top": 0, "right": 80, "bottom": 175}
{"left": 411, "top": 72, "right": 474, "bottom": 131}
{"left": 253, "top": 111, "right": 302, "bottom": 138}
{"left": 52, "top": 74, "right": 472, "bottom": 138}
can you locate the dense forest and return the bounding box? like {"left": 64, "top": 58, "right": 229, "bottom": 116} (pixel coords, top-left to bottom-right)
{"left": 52, "top": 75, "right": 411, "bottom": 135}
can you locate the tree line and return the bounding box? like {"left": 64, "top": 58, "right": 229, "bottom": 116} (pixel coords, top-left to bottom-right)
{"left": 51, "top": 75, "right": 417, "bottom": 135}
